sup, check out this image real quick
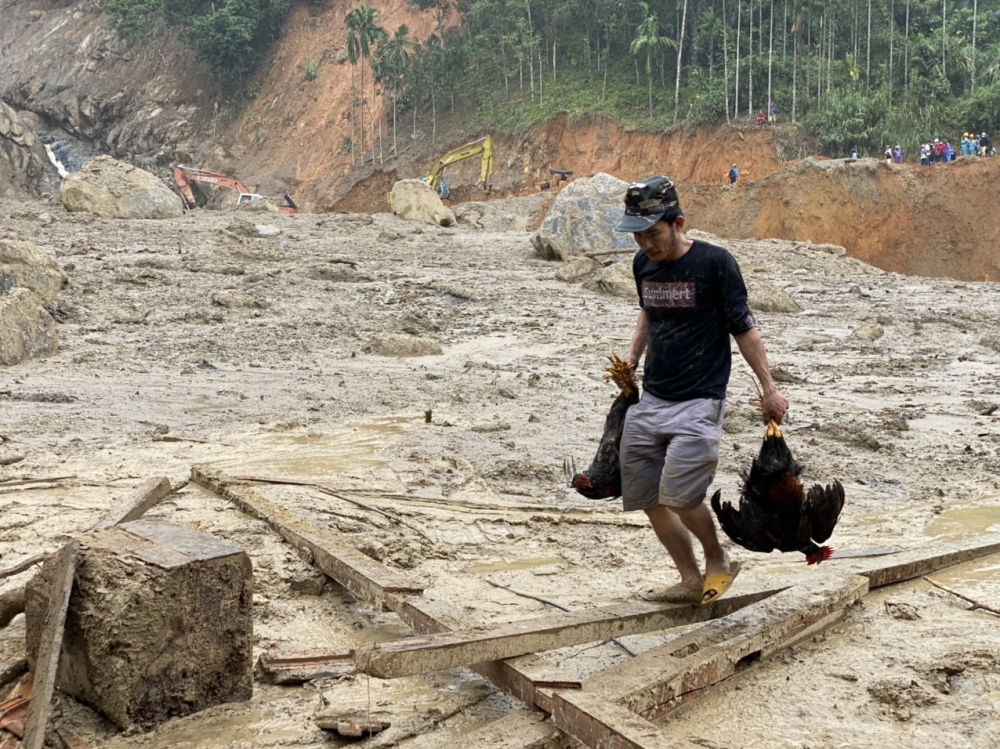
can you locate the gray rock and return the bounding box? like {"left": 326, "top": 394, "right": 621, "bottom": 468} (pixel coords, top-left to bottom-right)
{"left": 60, "top": 155, "right": 183, "bottom": 219}
{"left": 390, "top": 179, "right": 456, "bottom": 227}
{"left": 366, "top": 333, "right": 443, "bottom": 357}
{"left": 531, "top": 173, "right": 638, "bottom": 261}
{"left": 0, "top": 286, "right": 59, "bottom": 366}
{"left": 0, "top": 239, "right": 68, "bottom": 302}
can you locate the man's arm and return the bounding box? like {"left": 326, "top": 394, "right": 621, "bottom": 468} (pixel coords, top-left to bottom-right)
{"left": 734, "top": 327, "right": 789, "bottom": 424}
{"left": 624, "top": 310, "right": 648, "bottom": 369}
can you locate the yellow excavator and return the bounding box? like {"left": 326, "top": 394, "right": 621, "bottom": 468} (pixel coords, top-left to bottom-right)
{"left": 422, "top": 135, "right": 493, "bottom": 199}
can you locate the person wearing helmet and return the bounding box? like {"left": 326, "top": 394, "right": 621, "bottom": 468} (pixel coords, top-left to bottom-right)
{"left": 612, "top": 175, "right": 788, "bottom": 604}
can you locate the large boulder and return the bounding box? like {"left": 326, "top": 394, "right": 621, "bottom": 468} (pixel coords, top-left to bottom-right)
{"left": 390, "top": 179, "right": 456, "bottom": 227}
{"left": 60, "top": 155, "right": 183, "bottom": 219}
{"left": 0, "top": 287, "right": 59, "bottom": 366}
{"left": 0, "top": 239, "right": 68, "bottom": 301}
{"left": 0, "top": 239, "right": 66, "bottom": 366}
{"left": 0, "top": 100, "right": 58, "bottom": 199}
{"left": 531, "top": 172, "right": 638, "bottom": 261}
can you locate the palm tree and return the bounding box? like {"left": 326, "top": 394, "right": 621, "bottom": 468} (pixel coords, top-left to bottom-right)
{"left": 630, "top": 1, "right": 676, "bottom": 118}
{"left": 673, "top": 0, "right": 690, "bottom": 124}
{"left": 379, "top": 24, "right": 417, "bottom": 156}
{"left": 345, "top": 5, "right": 387, "bottom": 166}
{"left": 694, "top": 7, "right": 722, "bottom": 81}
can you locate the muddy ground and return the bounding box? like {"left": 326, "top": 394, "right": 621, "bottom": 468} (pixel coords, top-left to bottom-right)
{"left": 1, "top": 196, "right": 999, "bottom": 748}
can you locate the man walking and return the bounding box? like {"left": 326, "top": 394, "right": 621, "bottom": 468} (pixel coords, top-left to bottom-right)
{"left": 728, "top": 164, "right": 739, "bottom": 184}
{"left": 613, "top": 176, "right": 788, "bottom": 604}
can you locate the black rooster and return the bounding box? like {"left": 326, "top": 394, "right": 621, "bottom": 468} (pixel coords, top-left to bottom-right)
{"left": 711, "top": 420, "right": 845, "bottom": 564}
{"left": 566, "top": 355, "right": 639, "bottom": 500}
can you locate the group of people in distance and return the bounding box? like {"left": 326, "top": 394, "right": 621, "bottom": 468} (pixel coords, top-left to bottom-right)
{"left": 917, "top": 133, "right": 994, "bottom": 166}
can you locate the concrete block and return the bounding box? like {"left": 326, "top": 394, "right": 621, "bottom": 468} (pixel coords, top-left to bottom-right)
{"left": 25, "top": 521, "right": 252, "bottom": 728}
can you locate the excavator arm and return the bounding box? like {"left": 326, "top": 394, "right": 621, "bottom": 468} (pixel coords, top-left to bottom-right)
{"left": 425, "top": 136, "right": 493, "bottom": 197}
{"left": 172, "top": 165, "right": 298, "bottom": 214}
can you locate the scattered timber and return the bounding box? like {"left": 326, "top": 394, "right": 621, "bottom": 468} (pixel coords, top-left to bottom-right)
{"left": 258, "top": 649, "right": 355, "bottom": 684}
{"left": 854, "top": 533, "right": 1000, "bottom": 588}
{"left": 21, "top": 541, "right": 80, "bottom": 749}
{"left": 551, "top": 690, "right": 680, "bottom": 749}
{"left": 193, "top": 467, "right": 424, "bottom": 608}
{"left": 355, "top": 587, "right": 782, "bottom": 679}
{"left": 584, "top": 574, "right": 869, "bottom": 720}
{"left": 91, "top": 477, "right": 172, "bottom": 531}
{"left": 315, "top": 716, "right": 391, "bottom": 737}
{"left": 0, "top": 556, "right": 45, "bottom": 582}
{"left": 0, "top": 477, "right": 76, "bottom": 489}
{"left": 0, "top": 674, "right": 33, "bottom": 745}
{"left": 924, "top": 576, "right": 1000, "bottom": 616}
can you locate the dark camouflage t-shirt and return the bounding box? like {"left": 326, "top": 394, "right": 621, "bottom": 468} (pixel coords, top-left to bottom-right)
{"left": 632, "top": 239, "right": 755, "bottom": 401}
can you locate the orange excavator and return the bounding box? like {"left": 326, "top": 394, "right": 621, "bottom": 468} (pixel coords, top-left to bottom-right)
{"left": 172, "top": 165, "right": 298, "bottom": 214}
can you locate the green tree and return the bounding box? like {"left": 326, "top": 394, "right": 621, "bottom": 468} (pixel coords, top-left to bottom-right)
{"left": 379, "top": 24, "right": 419, "bottom": 155}
{"left": 346, "top": 4, "right": 388, "bottom": 166}
{"left": 630, "top": 1, "right": 676, "bottom": 118}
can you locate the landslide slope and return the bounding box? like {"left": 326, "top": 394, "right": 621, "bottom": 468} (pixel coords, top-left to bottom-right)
{"left": 683, "top": 156, "right": 1000, "bottom": 282}
{"left": 3, "top": 1, "right": 1000, "bottom": 281}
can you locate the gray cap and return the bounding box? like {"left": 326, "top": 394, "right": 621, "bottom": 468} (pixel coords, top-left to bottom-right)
{"left": 614, "top": 176, "right": 681, "bottom": 233}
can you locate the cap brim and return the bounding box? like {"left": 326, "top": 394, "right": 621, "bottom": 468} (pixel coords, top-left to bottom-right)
{"left": 615, "top": 212, "right": 661, "bottom": 233}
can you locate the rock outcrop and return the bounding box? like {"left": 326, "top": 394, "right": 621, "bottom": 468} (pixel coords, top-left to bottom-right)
{"left": 60, "top": 156, "right": 183, "bottom": 219}
{"left": 0, "top": 99, "right": 58, "bottom": 199}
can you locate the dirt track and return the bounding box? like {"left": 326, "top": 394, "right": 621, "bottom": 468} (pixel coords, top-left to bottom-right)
{"left": 1, "top": 196, "right": 999, "bottom": 748}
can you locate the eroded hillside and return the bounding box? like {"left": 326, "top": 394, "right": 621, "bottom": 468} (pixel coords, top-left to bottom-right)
{"left": 3, "top": 1, "right": 1000, "bottom": 280}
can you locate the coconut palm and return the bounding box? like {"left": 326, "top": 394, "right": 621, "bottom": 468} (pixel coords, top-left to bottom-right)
{"left": 380, "top": 24, "right": 418, "bottom": 155}
{"left": 345, "top": 5, "right": 387, "bottom": 165}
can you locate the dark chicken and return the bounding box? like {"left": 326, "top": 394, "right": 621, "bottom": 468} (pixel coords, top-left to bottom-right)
{"left": 711, "top": 420, "right": 845, "bottom": 564}
{"left": 566, "top": 355, "right": 639, "bottom": 500}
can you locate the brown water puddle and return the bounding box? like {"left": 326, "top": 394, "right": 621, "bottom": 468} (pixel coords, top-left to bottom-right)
{"left": 220, "top": 415, "right": 420, "bottom": 480}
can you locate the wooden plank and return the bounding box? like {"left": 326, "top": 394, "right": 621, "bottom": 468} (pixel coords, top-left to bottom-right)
{"left": 357, "top": 587, "right": 782, "bottom": 678}
{"left": 455, "top": 709, "right": 560, "bottom": 748}
{"left": 192, "top": 467, "right": 423, "bottom": 608}
{"left": 850, "top": 534, "right": 1000, "bottom": 588}
{"left": 258, "top": 649, "right": 355, "bottom": 684}
{"left": 551, "top": 690, "right": 687, "bottom": 749}
{"left": 386, "top": 593, "right": 583, "bottom": 718}
{"left": 91, "top": 477, "right": 172, "bottom": 531}
{"left": 0, "top": 659, "right": 27, "bottom": 692}
{"left": 585, "top": 574, "right": 868, "bottom": 721}
{"left": 21, "top": 540, "right": 81, "bottom": 749}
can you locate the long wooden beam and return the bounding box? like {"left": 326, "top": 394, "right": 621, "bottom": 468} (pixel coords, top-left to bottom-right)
{"left": 22, "top": 541, "right": 81, "bottom": 749}
{"left": 191, "top": 467, "right": 424, "bottom": 608}
{"left": 355, "top": 587, "right": 782, "bottom": 679}
{"left": 551, "top": 690, "right": 690, "bottom": 749}
{"left": 585, "top": 573, "right": 869, "bottom": 721}
{"left": 92, "top": 477, "right": 173, "bottom": 531}
{"left": 851, "top": 533, "right": 1000, "bottom": 588}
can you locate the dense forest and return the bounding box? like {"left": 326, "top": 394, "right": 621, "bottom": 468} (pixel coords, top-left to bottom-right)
{"left": 105, "top": 0, "right": 1000, "bottom": 158}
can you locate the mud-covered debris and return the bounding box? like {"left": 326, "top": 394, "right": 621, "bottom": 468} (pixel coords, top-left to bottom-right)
{"left": 884, "top": 601, "right": 921, "bottom": 620}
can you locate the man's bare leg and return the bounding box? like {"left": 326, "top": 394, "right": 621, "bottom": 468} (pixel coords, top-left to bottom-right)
{"left": 671, "top": 503, "right": 730, "bottom": 577}
{"left": 643, "top": 505, "right": 702, "bottom": 588}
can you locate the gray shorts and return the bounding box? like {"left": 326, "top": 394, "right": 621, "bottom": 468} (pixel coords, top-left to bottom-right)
{"left": 620, "top": 393, "right": 725, "bottom": 512}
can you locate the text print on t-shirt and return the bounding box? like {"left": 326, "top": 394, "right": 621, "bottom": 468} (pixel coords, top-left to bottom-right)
{"left": 642, "top": 281, "right": 696, "bottom": 308}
